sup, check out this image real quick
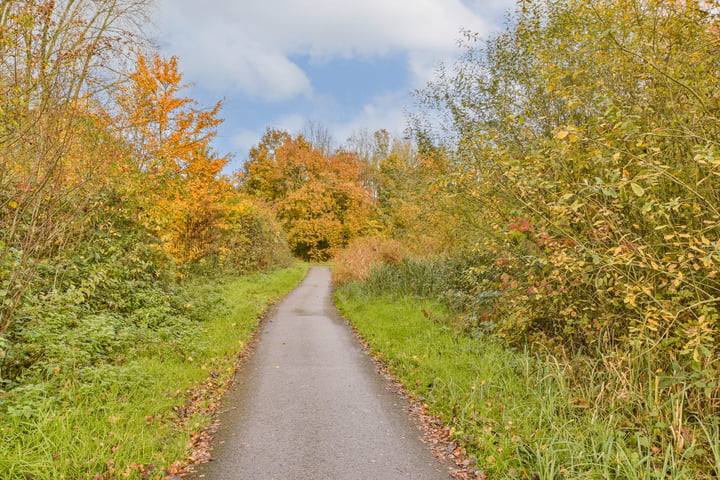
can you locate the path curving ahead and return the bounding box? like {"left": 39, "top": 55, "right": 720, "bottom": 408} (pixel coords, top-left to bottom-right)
{"left": 190, "top": 266, "right": 451, "bottom": 480}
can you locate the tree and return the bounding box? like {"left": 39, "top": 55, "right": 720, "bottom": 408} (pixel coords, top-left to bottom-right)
{"left": 116, "top": 54, "right": 232, "bottom": 263}
{"left": 0, "top": 0, "right": 149, "bottom": 332}
{"left": 301, "top": 120, "right": 334, "bottom": 156}
{"left": 242, "top": 129, "right": 377, "bottom": 260}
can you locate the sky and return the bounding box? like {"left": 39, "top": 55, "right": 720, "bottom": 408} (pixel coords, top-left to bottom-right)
{"left": 152, "top": 0, "right": 516, "bottom": 172}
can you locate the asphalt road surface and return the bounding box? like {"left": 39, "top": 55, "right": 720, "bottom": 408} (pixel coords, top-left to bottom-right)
{"left": 190, "top": 266, "right": 452, "bottom": 480}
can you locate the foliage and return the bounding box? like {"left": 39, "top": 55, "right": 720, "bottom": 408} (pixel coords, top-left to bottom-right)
{"left": 242, "top": 129, "right": 379, "bottom": 260}
{"left": 418, "top": 0, "right": 720, "bottom": 363}
{"left": 343, "top": 253, "right": 501, "bottom": 329}
{"left": 346, "top": 129, "right": 464, "bottom": 255}
{"left": 336, "top": 286, "right": 720, "bottom": 479}
{"left": 0, "top": 0, "right": 148, "bottom": 332}
{"left": 187, "top": 195, "right": 293, "bottom": 275}
{"left": 2, "top": 195, "right": 172, "bottom": 389}
{"left": 0, "top": 264, "right": 308, "bottom": 479}
{"left": 0, "top": 8, "right": 292, "bottom": 328}
{"left": 331, "top": 236, "right": 404, "bottom": 284}
{"left": 378, "top": 141, "right": 457, "bottom": 251}
{"left": 116, "top": 54, "right": 236, "bottom": 265}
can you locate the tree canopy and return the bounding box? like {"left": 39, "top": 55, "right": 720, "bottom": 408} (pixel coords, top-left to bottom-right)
{"left": 242, "top": 129, "right": 378, "bottom": 260}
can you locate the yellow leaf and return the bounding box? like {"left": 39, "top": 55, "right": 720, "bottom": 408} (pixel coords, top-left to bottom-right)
{"left": 624, "top": 294, "right": 637, "bottom": 307}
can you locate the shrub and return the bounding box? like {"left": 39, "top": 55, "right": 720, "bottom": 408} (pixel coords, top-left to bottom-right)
{"left": 331, "top": 236, "right": 404, "bottom": 284}
{"left": 419, "top": 0, "right": 720, "bottom": 360}
{"left": 183, "top": 196, "right": 293, "bottom": 275}
{"left": 340, "top": 249, "right": 501, "bottom": 333}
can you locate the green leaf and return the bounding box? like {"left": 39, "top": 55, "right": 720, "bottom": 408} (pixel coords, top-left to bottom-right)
{"left": 630, "top": 183, "right": 645, "bottom": 197}
{"left": 601, "top": 187, "right": 617, "bottom": 198}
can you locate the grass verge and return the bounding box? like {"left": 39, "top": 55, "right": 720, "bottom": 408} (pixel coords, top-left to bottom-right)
{"left": 335, "top": 284, "right": 717, "bottom": 479}
{"left": 0, "top": 263, "right": 308, "bottom": 480}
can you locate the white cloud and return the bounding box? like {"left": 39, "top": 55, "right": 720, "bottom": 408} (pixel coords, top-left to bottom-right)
{"left": 154, "top": 0, "right": 516, "bottom": 169}
{"left": 155, "top": 0, "right": 493, "bottom": 101}
{"left": 462, "top": 0, "right": 517, "bottom": 23}
{"left": 158, "top": 7, "right": 313, "bottom": 101}
{"left": 333, "top": 92, "right": 410, "bottom": 144}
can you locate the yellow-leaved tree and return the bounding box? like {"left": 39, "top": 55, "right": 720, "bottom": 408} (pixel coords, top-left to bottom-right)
{"left": 0, "top": 0, "right": 149, "bottom": 332}
{"left": 116, "top": 54, "right": 232, "bottom": 264}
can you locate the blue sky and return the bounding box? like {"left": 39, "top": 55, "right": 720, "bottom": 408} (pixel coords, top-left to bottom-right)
{"left": 153, "top": 0, "right": 516, "bottom": 172}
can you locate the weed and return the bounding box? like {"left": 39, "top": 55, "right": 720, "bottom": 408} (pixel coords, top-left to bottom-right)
{"left": 0, "top": 264, "right": 308, "bottom": 480}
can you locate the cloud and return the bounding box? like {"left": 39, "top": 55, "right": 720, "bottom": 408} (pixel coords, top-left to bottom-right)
{"left": 239, "top": 92, "right": 407, "bottom": 149}
{"left": 154, "top": 0, "right": 517, "bottom": 170}
{"left": 155, "top": 0, "right": 493, "bottom": 101}
{"left": 157, "top": 6, "right": 313, "bottom": 101}
{"left": 223, "top": 92, "right": 408, "bottom": 172}
{"left": 333, "top": 92, "right": 410, "bottom": 144}
{"left": 461, "top": 0, "right": 517, "bottom": 22}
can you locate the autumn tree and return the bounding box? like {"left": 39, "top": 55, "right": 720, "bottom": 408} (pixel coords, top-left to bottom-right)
{"left": 0, "top": 0, "right": 149, "bottom": 332}
{"left": 116, "top": 54, "right": 234, "bottom": 263}
{"left": 341, "top": 128, "right": 461, "bottom": 254}
{"left": 418, "top": 0, "right": 720, "bottom": 359}
{"left": 243, "top": 130, "right": 378, "bottom": 260}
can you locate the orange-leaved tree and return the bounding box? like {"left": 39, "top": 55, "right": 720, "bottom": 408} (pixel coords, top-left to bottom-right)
{"left": 242, "top": 129, "right": 378, "bottom": 260}
{"left": 116, "top": 54, "right": 232, "bottom": 264}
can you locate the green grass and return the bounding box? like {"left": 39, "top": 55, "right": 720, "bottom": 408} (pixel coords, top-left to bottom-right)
{"left": 335, "top": 284, "right": 715, "bottom": 479}
{"left": 0, "top": 263, "right": 308, "bottom": 480}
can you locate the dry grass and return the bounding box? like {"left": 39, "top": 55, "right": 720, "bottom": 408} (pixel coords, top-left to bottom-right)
{"left": 331, "top": 236, "right": 404, "bottom": 284}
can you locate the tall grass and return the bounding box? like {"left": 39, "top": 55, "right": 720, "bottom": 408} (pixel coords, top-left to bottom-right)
{"left": 331, "top": 236, "right": 404, "bottom": 284}
{"left": 339, "top": 250, "right": 497, "bottom": 314}
{"left": 335, "top": 262, "right": 720, "bottom": 478}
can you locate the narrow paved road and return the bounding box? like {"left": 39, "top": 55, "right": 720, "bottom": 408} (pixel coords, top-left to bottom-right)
{"left": 190, "top": 266, "right": 452, "bottom": 480}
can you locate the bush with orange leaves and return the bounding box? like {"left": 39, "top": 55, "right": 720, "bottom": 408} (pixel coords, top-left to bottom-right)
{"left": 332, "top": 236, "right": 404, "bottom": 284}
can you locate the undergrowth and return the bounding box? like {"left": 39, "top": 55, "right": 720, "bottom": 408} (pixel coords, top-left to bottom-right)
{"left": 336, "top": 276, "right": 720, "bottom": 479}
{"left": 0, "top": 263, "right": 308, "bottom": 480}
